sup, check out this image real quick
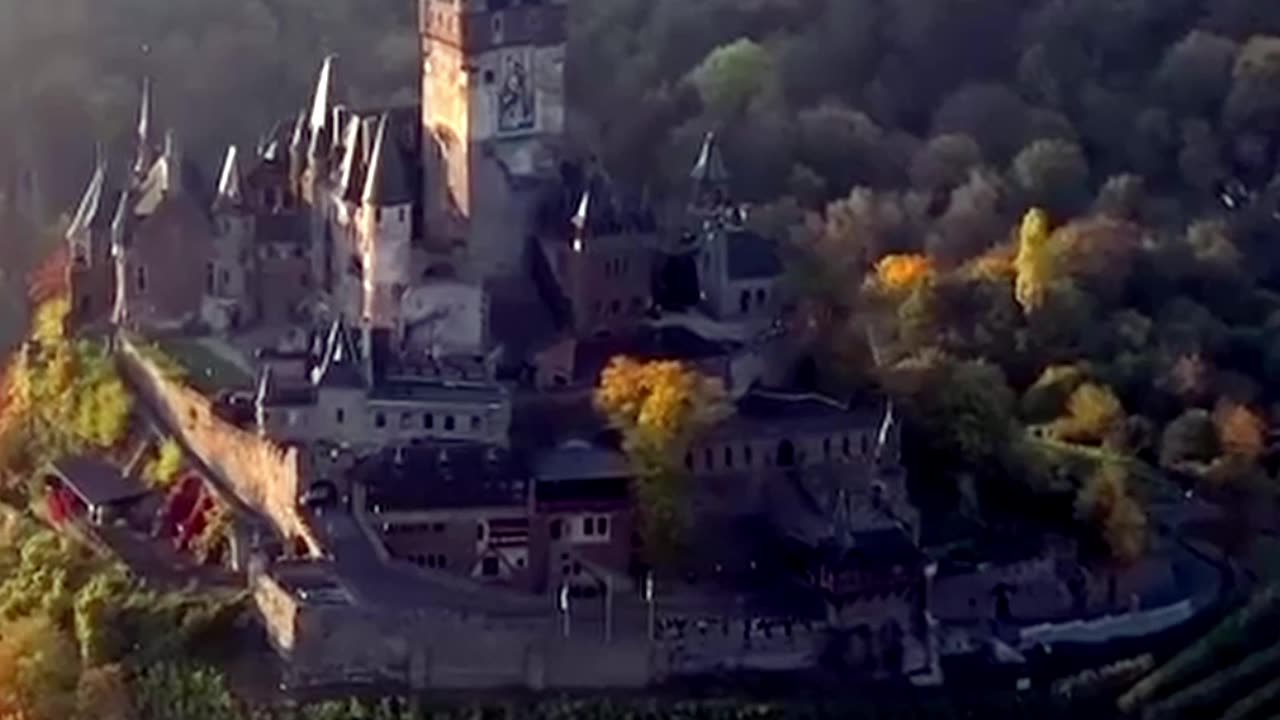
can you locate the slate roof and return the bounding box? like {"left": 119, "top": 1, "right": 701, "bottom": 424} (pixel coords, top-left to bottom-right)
{"left": 725, "top": 229, "right": 783, "bottom": 281}
{"left": 708, "top": 389, "right": 881, "bottom": 438}
{"left": 254, "top": 212, "right": 309, "bottom": 245}
{"left": 572, "top": 325, "right": 732, "bottom": 384}
{"left": 359, "top": 443, "right": 530, "bottom": 511}
{"left": 691, "top": 131, "right": 730, "bottom": 186}
{"left": 66, "top": 162, "right": 114, "bottom": 238}
{"left": 533, "top": 441, "right": 630, "bottom": 482}
{"left": 256, "top": 367, "right": 317, "bottom": 408}
{"left": 368, "top": 376, "right": 507, "bottom": 406}
{"left": 47, "top": 456, "right": 148, "bottom": 507}
{"left": 363, "top": 114, "right": 414, "bottom": 206}
{"left": 311, "top": 317, "right": 366, "bottom": 389}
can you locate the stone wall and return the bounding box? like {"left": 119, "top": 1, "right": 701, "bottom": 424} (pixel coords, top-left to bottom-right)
{"left": 118, "top": 334, "right": 321, "bottom": 552}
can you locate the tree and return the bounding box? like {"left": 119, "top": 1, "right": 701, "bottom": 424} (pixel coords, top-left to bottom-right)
{"left": 905, "top": 359, "right": 1018, "bottom": 473}
{"left": 1153, "top": 31, "right": 1239, "bottom": 115}
{"left": 1022, "top": 364, "right": 1089, "bottom": 421}
{"left": 1012, "top": 139, "right": 1091, "bottom": 218}
{"left": 872, "top": 253, "right": 934, "bottom": 295}
{"left": 930, "top": 168, "right": 1006, "bottom": 266}
{"left": 1054, "top": 383, "right": 1125, "bottom": 446}
{"left": 75, "top": 664, "right": 134, "bottom": 720}
{"left": 932, "top": 83, "right": 1030, "bottom": 163}
{"left": 1093, "top": 174, "right": 1145, "bottom": 221}
{"left": 1178, "top": 118, "right": 1226, "bottom": 193}
{"left": 910, "top": 133, "right": 984, "bottom": 194}
{"left": 1160, "top": 409, "right": 1220, "bottom": 469}
{"left": 595, "top": 357, "right": 729, "bottom": 560}
{"left": 0, "top": 615, "right": 80, "bottom": 720}
{"left": 1076, "top": 464, "right": 1148, "bottom": 565}
{"left": 1225, "top": 36, "right": 1280, "bottom": 133}
{"left": 1214, "top": 401, "right": 1266, "bottom": 461}
{"left": 133, "top": 664, "right": 238, "bottom": 720}
{"left": 1014, "top": 207, "right": 1054, "bottom": 314}
{"left": 688, "top": 38, "right": 776, "bottom": 119}
{"left": 144, "top": 438, "right": 184, "bottom": 490}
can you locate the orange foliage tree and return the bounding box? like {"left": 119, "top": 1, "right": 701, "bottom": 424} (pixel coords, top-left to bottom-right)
{"left": 595, "top": 357, "right": 729, "bottom": 560}
{"left": 1076, "top": 464, "right": 1148, "bottom": 566}
{"left": 872, "top": 253, "right": 935, "bottom": 294}
{"left": 1214, "top": 401, "right": 1266, "bottom": 461}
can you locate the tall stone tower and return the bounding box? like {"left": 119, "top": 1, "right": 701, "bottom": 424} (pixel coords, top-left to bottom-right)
{"left": 420, "top": 0, "right": 567, "bottom": 280}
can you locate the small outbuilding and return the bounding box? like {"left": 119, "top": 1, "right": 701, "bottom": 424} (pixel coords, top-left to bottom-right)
{"left": 43, "top": 456, "right": 149, "bottom": 526}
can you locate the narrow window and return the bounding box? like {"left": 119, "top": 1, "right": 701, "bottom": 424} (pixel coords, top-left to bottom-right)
{"left": 724, "top": 446, "right": 733, "bottom": 468}
{"left": 583, "top": 517, "right": 594, "bottom": 536}
{"left": 470, "top": 415, "right": 481, "bottom": 431}
{"left": 744, "top": 445, "right": 753, "bottom": 466}
{"left": 704, "top": 448, "right": 713, "bottom": 470}
{"left": 597, "top": 516, "right": 609, "bottom": 538}
{"left": 205, "top": 263, "right": 215, "bottom": 293}
{"left": 444, "top": 415, "right": 456, "bottom": 431}
{"left": 336, "top": 408, "right": 345, "bottom": 424}
{"left": 136, "top": 265, "right": 147, "bottom": 292}
{"left": 550, "top": 519, "right": 563, "bottom": 540}
{"left": 423, "top": 413, "right": 434, "bottom": 429}
{"left": 739, "top": 290, "right": 750, "bottom": 313}
{"left": 374, "top": 412, "right": 387, "bottom": 429}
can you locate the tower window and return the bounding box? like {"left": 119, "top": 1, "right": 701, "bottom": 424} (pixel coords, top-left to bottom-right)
{"left": 374, "top": 412, "right": 387, "bottom": 429}
{"left": 336, "top": 408, "right": 345, "bottom": 424}
{"left": 491, "top": 13, "right": 505, "bottom": 43}
{"left": 444, "top": 415, "right": 456, "bottom": 432}
{"left": 484, "top": 70, "right": 496, "bottom": 85}
{"left": 423, "top": 413, "right": 434, "bottom": 429}
{"left": 135, "top": 266, "right": 147, "bottom": 293}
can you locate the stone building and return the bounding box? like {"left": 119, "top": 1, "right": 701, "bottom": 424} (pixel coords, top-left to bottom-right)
{"left": 255, "top": 317, "right": 511, "bottom": 450}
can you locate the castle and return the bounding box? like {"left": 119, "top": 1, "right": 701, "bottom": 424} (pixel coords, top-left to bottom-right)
{"left": 53, "top": 0, "right": 1194, "bottom": 693}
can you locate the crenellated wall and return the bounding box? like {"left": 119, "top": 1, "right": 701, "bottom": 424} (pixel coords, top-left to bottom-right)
{"left": 117, "top": 334, "right": 321, "bottom": 553}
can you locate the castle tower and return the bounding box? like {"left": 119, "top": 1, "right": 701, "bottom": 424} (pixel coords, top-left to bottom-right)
{"left": 420, "top": 0, "right": 568, "bottom": 279}
{"left": 360, "top": 114, "right": 414, "bottom": 333}
{"left": 66, "top": 158, "right": 118, "bottom": 327}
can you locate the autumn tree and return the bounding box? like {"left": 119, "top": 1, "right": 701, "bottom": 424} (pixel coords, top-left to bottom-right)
{"left": 1021, "top": 364, "right": 1089, "bottom": 422}
{"left": 595, "top": 357, "right": 729, "bottom": 560}
{"left": 74, "top": 664, "right": 134, "bottom": 720}
{"left": 1214, "top": 401, "right": 1266, "bottom": 461}
{"left": 872, "top": 253, "right": 935, "bottom": 295}
{"left": 0, "top": 615, "right": 80, "bottom": 720}
{"left": 1014, "top": 207, "right": 1054, "bottom": 314}
{"left": 1076, "top": 464, "right": 1148, "bottom": 565}
{"left": 1054, "top": 383, "right": 1125, "bottom": 446}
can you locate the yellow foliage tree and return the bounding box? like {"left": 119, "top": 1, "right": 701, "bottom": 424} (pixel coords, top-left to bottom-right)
{"left": 1214, "top": 401, "right": 1266, "bottom": 461}
{"left": 1055, "top": 382, "right": 1125, "bottom": 446}
{"left": 74, "top": 665, "right": 134, "bottom": 720}
{"left": 873, "top": 253, "right": 935, "bottom": 294}
{"left": 1014, "top": 207, "right": 1053, "bottom": 314}
{"left": 1076, "top": 464, "right": 1148, "bottom": 566}
{"left": 0, "top": 615, "right": 80, "bottom": 720}
{"left": 595, "top": 357, "right": 729, "bottom": 560}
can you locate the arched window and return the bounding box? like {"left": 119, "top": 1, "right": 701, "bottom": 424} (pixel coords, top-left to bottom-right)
{"left": 739, "top": 290, "right": 750, "bottom": 313}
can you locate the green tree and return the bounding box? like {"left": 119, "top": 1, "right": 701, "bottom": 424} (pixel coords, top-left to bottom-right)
{"left": 1153, "top": 31, "right": 1239, "bottom": 115}
{"left": 134, "top": 663, "right": 239, "bottom": 720}
{"left": 1160, "top": 409, "right": 1220, "bottom": 470}
{"left": 688, "top": 38, "right": 776, "bottom": 119}
{"left": 1012, "top": 139, "right": 1091, "bottom": 218}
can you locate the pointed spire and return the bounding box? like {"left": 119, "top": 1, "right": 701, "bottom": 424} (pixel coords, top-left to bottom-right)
{"left": 67, "top": 159, "right": 108, "bottom": 240}
{"left": 362, "top": 114, "right": 412, "bottom": 206}
{"left": 137, "top": 77, "right": 153, "bottom": 146}
{"left": 215, "top": 146, "right": 244, "bottom": 209}
{"left": 571, "top": 190, "right": 591, "bottom": 234}
{"left": 691, "top": 131, "right": 729, "bottom": 186}
{"left": 255, "top": 366, "right": 274, "bottom": 407}
{"left": 338, "top": 116, "right": 365, "bottom": 203}
{"left": 110, "top": 189, "right": 130, "bottom": 249}
{"left": 311, "top": 317, "right": 365, "bottom": 388}
{"left": 289, "top": 108, "right": 309, "bottom": 154}
{"left": 162, "top": 129, "right": 182, "bottom": 194}
{"left": 309, "top": 55, "right": 338, "bottom": 136}
{"left": 134, "top": 78, "right": 155, "bottom": 177}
